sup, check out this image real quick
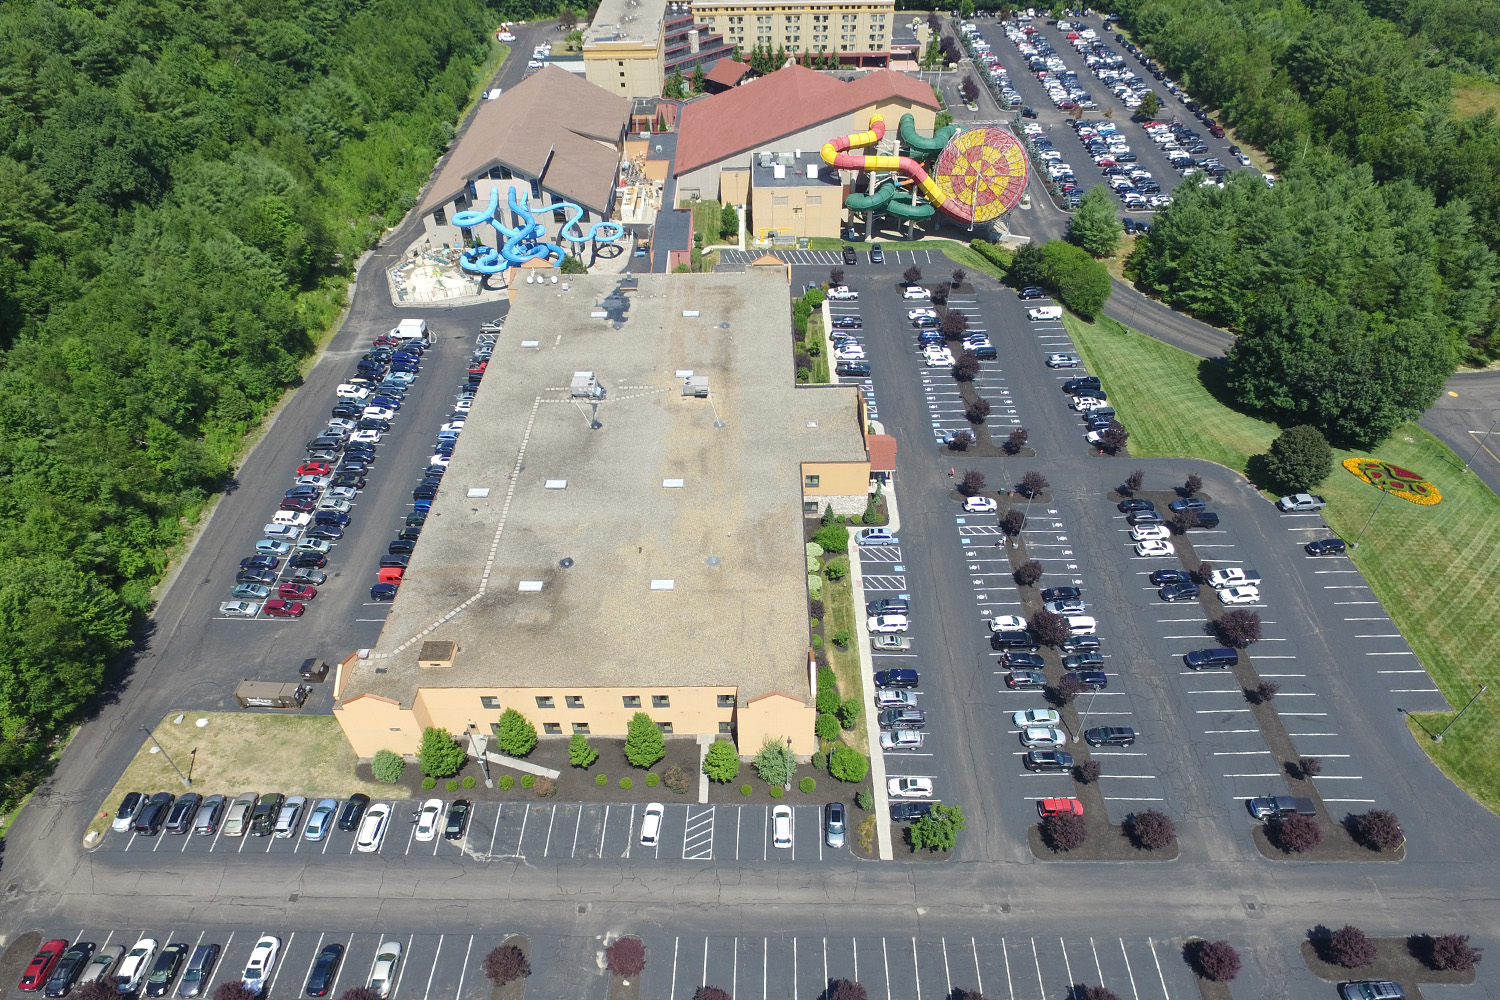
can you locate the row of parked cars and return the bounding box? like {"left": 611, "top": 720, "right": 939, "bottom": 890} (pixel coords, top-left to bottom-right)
{"left": 17, "top": 934, "right": 405, "bottom": 999}
{"left": 112, "top": 789, "right": 471, "bottom": 846}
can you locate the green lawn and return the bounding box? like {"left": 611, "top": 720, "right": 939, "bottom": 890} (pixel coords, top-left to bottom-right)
{"left": 1065, "top": 313, "right": 1500, "bottom": 815}
{"left": 805, "top": 315, "right": 830, "bottom": 383}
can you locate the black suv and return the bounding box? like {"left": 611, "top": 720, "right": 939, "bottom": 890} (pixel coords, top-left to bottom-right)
{"left": 990, "top": 630, "right": 1038, "bottom": 652}
{"left": 889, "top": 802, "right": 932, "bottom": 822}
{"left": 836, "top": 361, "right": 872, "bottom": 377}
{"left": 1185, "top": 648, "right": 1239, "bottom": 669}
{"left": 165, "top": 793, "right": 202, "bottom": 835}
{"left": 249, "top": 793, "right": 284, "bottom": 836}
{"left": 1158, "top": 582, "right": 1201, "bottom": 602}
{"left": 1065, "top": 376, "right": 1102, "bottom": 395}
{"left": 337, "top": 793, "right": 371, "bottom": 832}
{"left": 133, "top": 792, "right": 175, "bottom": 836}
{"left": 1023, "top": 749, "right": 1074, "bottom": 772}
{"left": 874, "top": 669, "right": 918, "bottom": 689}
{"left": 1306, "top": 538, "right": 1346, "bottom": 556}
{"left": 841, "top": 246, "right": 857, "bottom": 264}
{"left": 1117, "top": 497, "right": 1155, "bottom": 513}
{"left": 1084, "top": 726, "right": 1136, "bottom": 747}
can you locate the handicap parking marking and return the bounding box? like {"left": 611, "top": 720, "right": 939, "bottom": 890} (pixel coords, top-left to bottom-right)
{"left": 683, "top": 804, "right": 715, "bottom": 860}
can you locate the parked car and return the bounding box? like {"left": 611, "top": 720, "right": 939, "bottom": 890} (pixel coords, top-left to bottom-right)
{"left": 824, "top": 801, "right": 846, "bottom": 848}
{"left": 1158, "top": 582, "right": 1200, "bottom": 601}
{"left": 1306, "top": 538, "right": 1346, "bottom": 556}
{"left": 444, "top": 799, "right": 472, "bottom": 840}
{"left": 1037, "top": 798, "right": 1084, "bottom": 817}
{"left": 880, "top": 730, "right": 926, "bottom": 750}
{"left": 1149, "top": 568, "right": 1189, "bottom": 585}
{"left": 1084, "top": 726, "right": 1136, "bottom": 747}
{"left": 1185, "top": 647, "right": 1239, "bottom": 669}
{"left": 1005, "top": 669, "right": 1046, "bottom": 690}
{"left": 1338, "top": 983, "right": 1404, "bottom": 1000}
{"left": 113, "top": 940, "right": 160, "bottom": 997}
{"left": 221, "top": 792, "right": 257, "bottom": 837}
{"left": 303, "top": 945, "right": 344, "bottom": 998}
{"left": 112, "top": 791, "right": 147, "bottom": 832}
{"left": 887, "top": 777, "right": 934, "bottom": 798}
{"left": 356, "top": 802, "right": 390, "bottom": 852}
{"left": 165, "top": 793, "right": 202, "bottom": 835}
{"left": 639, "top": 802, "right": 665, "bottom": 847}
{"left": 77, "top": 947, "right": 123, "bottom": 989}
{"left": 413, "top": 798, "right": 443, "bottom": 842}
{"left": 1020, "top": 726, "right": 1067, "bottom": 748}
{"left": 338, "top": 794, "right": 370, "bottom": 832}
{"left": 1023, "top": 749, "right": 1074, "bottom": 772}
{"left": 873, "top": 668, "right": 918, "bottom": 688}
{"left": 1013, "top": 708, "right": 1061, "bottom": 728}
{"left": 1066, "top": 669, "right": 1108, "bottom": 690}
{"left": 963, "top": 496, "right": 998, "bottom": 513}
{"left": 144, "top": 944, "right": 188, "bottom": 998}
{"left": 175, "top": 945, "right": 220, "bottom": 1000}
{"left": 871, "top": 635, "right": 911, "bottom": 652}
{"left": 18, "top": 941, "right": 68, "bottom": 993}
{"left": 240, "top": 937, "right": 280, "bottom": 996}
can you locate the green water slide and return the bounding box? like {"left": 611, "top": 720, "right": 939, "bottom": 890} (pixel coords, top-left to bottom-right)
{"left": 845, "top": 179, "right": 936, "bottom": 219}
{"left": 898, "top": 113, "right": 957, "bottom": 158}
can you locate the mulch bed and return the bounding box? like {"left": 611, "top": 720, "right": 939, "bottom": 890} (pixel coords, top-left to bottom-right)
{"left": 0, "top": 931, "right": 42, "bottom": 1000}
{"left": 705, "top": 766, "right": 861, "bottom": 806}
{"left": 354, "top": 737, "right": 702, "bottom": 804}
{"left": 490, "top": 935, "right": 530, "bottom": 1000}
{"left": 1301, "top": 938, "right": 1477, "bottom": 998}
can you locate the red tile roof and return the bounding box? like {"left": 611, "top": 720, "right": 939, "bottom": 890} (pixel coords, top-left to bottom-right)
{"left": 704, "top": 58, "right": 750, "bottom": 88}
{"left": 867, "top": 434, "right": 898, "bottom": 472}
{"left": 674, "top": 65, "right": 941, "bottom": 175}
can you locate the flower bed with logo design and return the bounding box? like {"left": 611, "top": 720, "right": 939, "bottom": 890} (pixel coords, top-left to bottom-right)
{"left": 1342, "top": 458, "right": 1442, "bottom": 505}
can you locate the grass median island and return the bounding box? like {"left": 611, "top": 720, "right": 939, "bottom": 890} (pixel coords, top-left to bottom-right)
{"left": 1066, "top": 312, "right": 1500, "bottom": 815}
{"left": 85, "top": 712, "right": 391, "bottom": 844}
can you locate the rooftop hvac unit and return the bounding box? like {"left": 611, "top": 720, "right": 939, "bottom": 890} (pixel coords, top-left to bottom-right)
{"left": 571, "top": 371, "right": 605, "bottom": 399}
{"left": 807, "top": 163, "right": 819, "bottom": 180}
{"left": 682, "top": 375, "right": 710, "bottom": 397}
{"left": 773, "top": 163, "right": 786, "bottom": 179}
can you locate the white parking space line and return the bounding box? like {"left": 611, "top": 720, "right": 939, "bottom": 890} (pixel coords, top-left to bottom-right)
{"left": 265, "top": 931, "right": 295, "bottom": 996}
{"left": 302, "top": 933, "right": 328, "bottom": 991}
{"left": 453, "top": 936, "right": 474, "bottom": 1000}
{"left": 391, "top": 933, "right": 416, "bottom": 998}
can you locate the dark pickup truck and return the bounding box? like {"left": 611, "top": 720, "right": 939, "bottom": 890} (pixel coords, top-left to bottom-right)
{"left": 1246, "top": 795, "right": 1317, "bottom": 820}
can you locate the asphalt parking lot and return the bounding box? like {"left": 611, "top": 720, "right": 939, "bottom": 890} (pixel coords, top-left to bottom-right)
{"left": 94, "top": 799, "right": 845, "bottom": 864}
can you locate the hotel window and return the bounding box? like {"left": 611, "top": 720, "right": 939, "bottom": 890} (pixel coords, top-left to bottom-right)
{"left": 573, "top": 722, "right": 591, "bottom": 734}
{"left": 536, "top": 695, "right": 555, "bottom": 709}
{"left": 433, "top": 207, "right": 447, "bottom": 226}
{"left": 805, "top": 474, "right": 820, "bottom": 487}
{"left": 718, "top": 694, "right": 736, "bottom": 708}
{"left": 657, "top": 722, "right": 674, "bottom": 734}
{"left": 489, "top": 722, "right": 501, "bottom": 736}
{"left": 543, "top": 722, "right": 563, "bottom": 735}
{"left": 480, "top": 696, "right": 501, "bottom": 710}
{"left": 566, "top": 695, "right": 585, "bottom": 708}
{"left": 719, "top": 722, "right": 734, "bottom": 734}
{"left": 652, "top": 695, "right": 671, "bottom": 708}
{"left": 623, "top": 695, "right": 642, "bottom": 708}
{"left": 806, "top": 195, "right": 821, "bottom": 206}
{"left": 773, "top": 195, "right": 789, "bottom": 206}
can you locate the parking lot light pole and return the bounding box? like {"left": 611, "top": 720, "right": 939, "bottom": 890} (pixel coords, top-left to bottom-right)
{"left": 784, "top": 737, "right": 794, "bottom": 791}
{"left": 1349, "top": 488, "right": 1389, "bottom": 550}
{"left": 141, "top": 724, "right": 191, "bottom": 789}
{"left": 1462, "top": 414, "right": 1500, "bottom": 473}
{"left": 1435, "top": 684, "right": 1487, "bottom": 742}
{"left": 467, "top": 722, "right": 494, "bottom": 788}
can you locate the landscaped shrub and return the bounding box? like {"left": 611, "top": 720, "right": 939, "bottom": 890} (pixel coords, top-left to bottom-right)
{"left": 596, "top": 773, "right": 609, "bottom": 786}
{"left": 569, "top": 733, "right": 599, "bottom": 768}
{"left": 827, "top": 979, "right": 869, "bottom": 1000}
{"left": 832, "top": 628, "right": 852, "bottom": 647}
{"left": 1014, "top": 560, "right": 1043, "bottom": 586}
{"left": 824, "top": 561, "right": 846, "bottom": 582}
{"left": 1326, "top": 926, "right": 1377, "bottom": 968}
{"left": 462, "top": 776, "right": 477, "bottom": 789}
{"left": 740, "top": 784, "right": 752, "bottom": 795}
{"left": 909, "top": 803, "right": 966, "bottom": 852}
{"left": 769, "top": 786, "right": 784, "bottom": 798}
{"left": 811, "top": 634, "right": 824, "bottom": 649}
{"left": 966, "top": 398, "right": 992, "bottom": 423}
{"left": 71, "top": 982, "right": 115, "bottom": 1000}
{"left": 625, "top": 711, "right": 666, "bottom": 767}
{"left": 1355, "top": 809, "right": 1404, "bottom": 850}
{"left": 754, "top": 738, "right": 795, "bottom": 784}
{"left": 417, "top": 727, "right": 466, "bottom": 777}
{"left": 1183, "top": 473, "right": 1203, "bottom": 496}
{"left": 941, "top": 309, "right": 969, "bottom": 338}
{"left": 210, "top": 984, "right": 257, "bottom": 1000}
{"left": 534, "top": 777, "right": 556, "bottom": 797}
{"left": 1261, "top": 425, "right": 1334, "bottom": 493}
{"left": 1428, "top": 934, "right": 1483, "bottom": 972}
{"left": 836, "top": 696, "right": 862, "bottom": 729}
{"left": 953, "top": 353, "right": 981, "bottom": 381}
{"left": 1046, "top": 673, "right": 1085, "bottom": 708}
{"left": 445, "top": 779, "right": 459, "bottom": 792}
{"left": 809, "top": 598, "right": 825, "bottom": 618}
{"left": 337, "top": 989, "right": 381, "bottom": 1000}
{"left": 372, "top": 750, "right": 406, "bottom": 784}
{"left": 1169, "top": 510, "right": 1199, "bottom": 534}
{"left": 1074, "top": 760, "right": 1102, "bottom": 784}
{"left": 948, "top": 428, "right": 977, "bottom": 449}
{"left": 1122, "top": 470, "right": 1144, "bottom": 494}
{"left": 606, "top": 937, "right": 647, "bottom": 978}
{"left": 1186, "top": 940, "right": 1240, "bottom": 982}
{"left": 619, "top": 777, "right": 633, "bottom": 789}
{"left": 1001, "top": 507, "right": 1026, "bottom": 535}
{"left": 496, "top": 708, "right": 539, "bottom": 757}
{"left": 646, "top": 772, "right": 660, "bottom": 787}
{"left": 815, "top": 713, "right": 840, "bottom": 741}
{"left": 811, "top": 751, "right": 826, "bottom": 770}
{"left": 1272, "top": 813, "right": 1322, "bottom": 853}
{"left": 961, "top": 468, "right": 986, "bottom": 494}
{"left": 1210, "top": 609, "right": 1262, "bottom": 647}
{"left": 663, "top": 764, "right": 691, "bottom": 793}
{"left": 813, "top": 523, "right": 850, "bottom": 553}
{"left": 1129, "top": 809, "right": 1177, "bottom": 850}
{"left": 520, "top": 774, "right": 536, "bottom": 789}
{"left": 1005, "top": 427, "right": 1029, "bottom": 454}
{"left": 829, "top": 746, "right": 869, "bottom": 783}
{"left": 1041, "top": 812, "right": 1087, "bottom": 851}
{"left": 1082, "top": 988, "right": 1121, "bottom": 1000}
{"left": 816, "top": 686, "right": 841, "bottom": 714}
{"left": 703, "top": 740, "right": 741, "bottom": 782}
{"left": 1100, "top": 422, "right": 1129, "bottom": 454}
{"left": 1252, "top": 680, "right": 1280, "bottom": 703}
{"left": 694, "top": 988, "right": 733, "bottom": 1000}
{"left": 1297, "top": 757, "right": 1323, "bottom": 779}
{"left": 855, "top": 788, "right": 873, "bottom": 811}
{"left": 800, "top": 777, "right": 816, "bottom": 793}
{"left": 498, "top": 775, "right": 515, "bottom": 790}
{"left": 903, "top": 265, "right": 922, "bottom": 284}
{"left": 483, "top": 945, "right": 531, "bottom": 985}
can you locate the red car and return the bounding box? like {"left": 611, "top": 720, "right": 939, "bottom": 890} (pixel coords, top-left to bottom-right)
{"left": 373, "top": 334, "right": 399, "bottom": 347}
{"left": 1208, "top": 124, "right": 1225, "bottom": 138}
{"left": 297, "top": 462, "right": 332, "bottom": 477}
{"left": 278, "top": 583, "right": 317, "bottom": 601}
{"left": 263, "top": 600, "right": 305, "bottom": 618}
{"left": 280, "top": 498, "right": 316, "bottom": 513}
{"left": 1037, "top": 798, "right": 1084, "bottom": 818}
{"left": 18, "top": 940, "right": 68, "bottom": 991}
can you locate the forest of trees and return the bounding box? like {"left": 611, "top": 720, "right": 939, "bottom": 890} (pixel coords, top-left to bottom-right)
{"left": 0, "top": 0, "right": 509, "bottom": 809}
{"left": 1116, "top": 0, "right": 1500, "bottom": 444}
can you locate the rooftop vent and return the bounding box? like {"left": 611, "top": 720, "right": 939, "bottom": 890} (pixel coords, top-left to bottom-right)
{"left": 650, "top": 579, "right": 675, "bottom": 590}
{"left": 682, "top": 375, "right": 710, "bottom": 397}
{"left": 544, "top": 480, "right": 568, "bottom": 489}
{"left": 570, "top": 371, "right": 604, "bottom": 399}
{"left": 518, "top": 581, "right": 544, "bottom": 592}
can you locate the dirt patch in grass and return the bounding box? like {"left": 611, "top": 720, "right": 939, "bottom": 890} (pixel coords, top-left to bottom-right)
{"left": 1454, "top": 74, "right": 1500, "bottom": 118}
{"left": 1302, "top": 937, "right": 1476, "bottom": 998}
{"left": 87, "top": 711, "right": 395, "bottom": 847}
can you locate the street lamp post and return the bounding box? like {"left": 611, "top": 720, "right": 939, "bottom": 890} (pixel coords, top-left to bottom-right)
{"left": 784, "top": 737, "right": 794, "bottom": 791}
{"left": 1463, "top": 414, "right": 1500, "bottom": 474}
{"left": 1435, "top": 685, "right": 1488, "bottom": 743}
{"left": 467, "top": 722, "right": 494, "bottom": 788}
{"left": 141, "top": 724, "right": 191, "bottom": 789}
{"left": 1349, "top": 487, "right": 1389, "bottom": 550}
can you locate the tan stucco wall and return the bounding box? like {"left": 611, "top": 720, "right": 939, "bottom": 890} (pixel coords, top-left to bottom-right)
{"left": 802, "top": 460, "right": 871, "bottom": 496}
{"left": 334, "top": 695, "right": 421, "bottom": 758}
{"left": 720, "top": 167, "right": 750, "bottom": 206}
{"left": 692, "top": 0, "right": 895, "bottom": 57}
{"left": 584, "top": 39, "right": 666, "bottom": 98}
{"left": 752, "top": 182, "right": 843, "bottom": 239}
{"left": 412, "top": 684, "right": 738, "bottom": 740}
{"left": 738, "top": 692, "right": 818, "bottom": 756}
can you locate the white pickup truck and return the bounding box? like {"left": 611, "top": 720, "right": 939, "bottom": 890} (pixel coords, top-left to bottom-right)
{"left": 1208, "top": 567, "right": 1262, "bottom": 589}
{"left": 1276, "top": 493, "right": 1327, "bottom": 512}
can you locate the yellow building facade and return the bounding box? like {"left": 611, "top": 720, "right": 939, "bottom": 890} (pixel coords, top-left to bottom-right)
{"left": 690, "top": 0, "right": 896, "bottom": 64}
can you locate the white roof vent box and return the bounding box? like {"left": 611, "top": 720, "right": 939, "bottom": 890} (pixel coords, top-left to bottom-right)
{"left": 570, "top": 371, "right": 605, "bottom": 399}
{"left": 682, "top": 375, "right": 709, "bottom": 397}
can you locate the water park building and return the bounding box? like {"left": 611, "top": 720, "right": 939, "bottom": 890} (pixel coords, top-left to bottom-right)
{"left": 419, "top": 68, "right": 632, "bottom": 250}
{"left": 689, "top": 0, "right": 897, "bottom": 67}
{"left": 583, "top": 0, "right": 735, "bottom": 98}
{"left": 672, "top": 65, "right": 940, "bottom": 234}
{"left": 332, "top": 270, "right": 882, "bottom": 760}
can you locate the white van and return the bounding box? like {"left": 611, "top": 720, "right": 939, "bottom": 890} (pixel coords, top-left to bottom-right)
{"left": 856, "top": 528, "right": 895, "bottom": 546}
{"left": 1027, "top": 306, "right": 1063, "bottom": 321}
{"left": 390, "top": 318, "right": 428, "bottom": 344}
{"left": 271, "top": 511, "right": 312, "bottom": 528}
{"left": 1066, "top": 615, "right": 1098, "bottom": 636}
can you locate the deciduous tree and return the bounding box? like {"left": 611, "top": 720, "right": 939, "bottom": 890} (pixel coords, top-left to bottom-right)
{"left": 625, "top": 711, "right": 667, "bottom": 767}
{"left": 484, "top": 945, "right": 531, "bottom": 985}
{"left": 1069, "top": 186, "right": 1123, "bottom": 258}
